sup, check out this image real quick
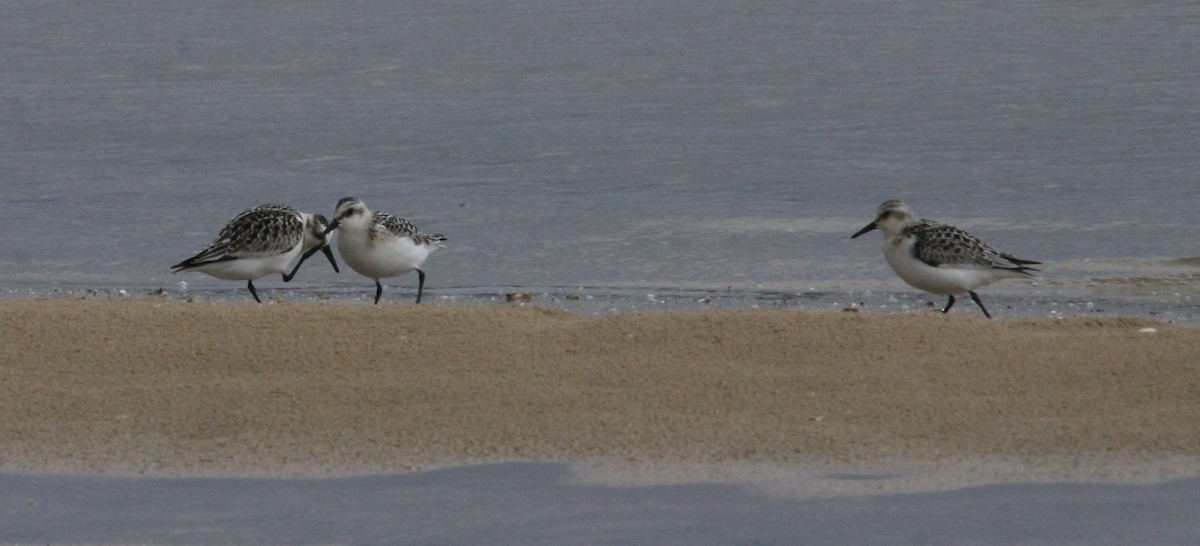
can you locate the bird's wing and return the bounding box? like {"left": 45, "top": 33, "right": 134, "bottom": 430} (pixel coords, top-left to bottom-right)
{"left": 172, "top": 205, "right": 303, "bottom": 269}
{"left": 374, "top": 212, "right": 447, "bottom": 246}
{"left": 909, "top": 221, "right": 1023, "bottom": 270}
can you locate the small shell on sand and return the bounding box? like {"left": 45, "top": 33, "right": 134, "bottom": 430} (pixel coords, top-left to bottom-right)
{"left": 506, "top": 292, "right": 534, "bottom": 302}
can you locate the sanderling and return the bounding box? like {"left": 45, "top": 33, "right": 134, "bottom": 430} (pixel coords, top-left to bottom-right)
{"left": 171, "top": 204, "right": 339, "bottom": 302}
{"left": 324, "top": 197, "right": 446, "bottom": 304}
{"left": 851, "top": 199, "right": 1040, "bottom": 318}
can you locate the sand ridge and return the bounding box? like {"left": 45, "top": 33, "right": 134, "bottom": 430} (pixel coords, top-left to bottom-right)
{"left": 0, "top": 299, "right": 1197, "bottom": 483}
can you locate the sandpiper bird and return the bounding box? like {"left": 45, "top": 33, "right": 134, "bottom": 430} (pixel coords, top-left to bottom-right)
{"left": 851, "top": 200, "right": 1040, "bottom": 318}
{"left": 325, "top": 197, "right": 446, "bottom": 304}
{"left": 171, "top": 204, "right": 339, "bottom": 302}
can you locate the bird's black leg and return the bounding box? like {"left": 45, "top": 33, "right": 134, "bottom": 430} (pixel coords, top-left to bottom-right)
{"left": 281, "top": 256, "right": 304, "bottom": 282}
{"left": 374, "top": 279, "right": 383, "bottom": 305}
{"left": 282, "top": 245, "right": 328, "bottom": 282}
{"left": 969, "top": 291, "right": 992, "bottom": 319}
{"left": 942, "top": 295, "right": 955, "bottom": 313}
{"left": 247, "top": 280, "right": 262, "bottom": 303}
{"left": 415, "top": 269, "right": 426, "bottom": 304}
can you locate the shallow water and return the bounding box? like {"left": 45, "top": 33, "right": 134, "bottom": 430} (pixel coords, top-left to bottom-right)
{"left": 3, "top": 463, "right": 1200, "bottom": 545}
{"left": 2, "top": 1, "right": 1198, "bottom": 321}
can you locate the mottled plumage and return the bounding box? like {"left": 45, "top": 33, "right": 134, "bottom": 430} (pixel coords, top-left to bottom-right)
{"left": 174, "top": 205, "right": 304, "bottom": 267}
{"left": 852, "top": 200, "right": 1040, "bottom": 318}
{"left": 370, "top": 211, "right": 448, "bottom": 247}
{"left": 326, "top": 197, "right": 446, "bottom": 304}
{"left": 905, "top": 219, "right": 1039, "bottom": 272}
{"left": 171, "top": 204, "right": 338, "bottom": 302}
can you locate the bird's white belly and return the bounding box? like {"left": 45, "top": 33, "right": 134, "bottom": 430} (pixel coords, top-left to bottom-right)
{"left": 338, "top": 232, "right": 429, "bottom": 280}
{"left": 883, "top": 239, "right": 995, "bottom": 295}
{"left": 188, "top": 246, "right": 300, "bottom": 281}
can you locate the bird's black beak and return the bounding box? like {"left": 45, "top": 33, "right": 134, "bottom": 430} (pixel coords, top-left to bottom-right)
{"left": 851, "top": 222, "right": 877, "bottom": 239}
{"left": 321, "top": 244, "right": 340, "bottom": 273}
{"left": 319, "top": 219, "right": 339, "bottom": 238}
{"left": 283, "top": 243, "right": 336, "bottom": 282}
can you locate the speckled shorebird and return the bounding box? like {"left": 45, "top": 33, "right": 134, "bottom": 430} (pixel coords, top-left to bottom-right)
{"left": 324, "top": 197, "right": 446, "bottom": 304}
{"left": 171, "top": 204, "right": 339, "bottom": 302}
{"left": 851, "top": 200, "right": 1040, "bottom": 318}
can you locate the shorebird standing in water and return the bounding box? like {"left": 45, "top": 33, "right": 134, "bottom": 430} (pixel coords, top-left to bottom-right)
{"left": 324, "top": 197, "right": 446, "bottom": 304}
{"left": 171, "top": 204, "right": 339, "bottom": 302}
{"left": 852, "top": 200, "right": 1040, "bottom": 318}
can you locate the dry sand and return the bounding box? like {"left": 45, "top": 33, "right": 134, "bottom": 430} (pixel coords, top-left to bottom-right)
{"left": 1, "top": 299, "right": 1197, "bottom": 489}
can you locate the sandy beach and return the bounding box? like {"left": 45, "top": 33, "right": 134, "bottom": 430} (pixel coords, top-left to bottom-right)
{"left": 0, "top": 298, "right": 1196, "bottom": 488}
{"left": 4, "top": 298, "right": 1200, "bottom": 544}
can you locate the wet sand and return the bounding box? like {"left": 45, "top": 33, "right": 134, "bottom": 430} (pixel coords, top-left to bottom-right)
{"left": 1, "top": 299, "right": 1198, "bottom": 489}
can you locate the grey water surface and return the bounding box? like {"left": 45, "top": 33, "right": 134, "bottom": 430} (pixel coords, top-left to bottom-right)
{"left": 3, "top": 463, "right": 1200, "bottom": 545}
{"left": 2, "top": 1, "right": 1198, "bottom": 320}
